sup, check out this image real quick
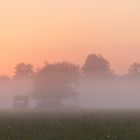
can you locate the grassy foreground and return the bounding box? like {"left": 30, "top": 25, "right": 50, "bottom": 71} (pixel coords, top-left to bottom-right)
{"left": 0, "top": 110, "right": 140, "bottom": 140}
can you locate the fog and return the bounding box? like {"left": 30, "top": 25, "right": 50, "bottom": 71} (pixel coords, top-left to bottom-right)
{"left": 0, "top": 77, "right": 140, "bottom": 110}
{"left": 0, "top": 54, "right": 140, "bottom": 111}
{"left": 78, "top": 78, "right": 140, "bottom": 110}
{"left": 0, "top": 79, "right": 33, "bottom": 109}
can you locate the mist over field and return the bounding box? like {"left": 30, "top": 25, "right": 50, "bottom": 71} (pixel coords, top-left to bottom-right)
{"left": 78, "top": 78, "right": 140, "bottom": 110}
{"left": 0, "top": 54, "right": 139, "bottom": 111}
{"left": 0, "top": 0, "right": 140, "bottom": 112}
{"left": 1, "top": 0, "right": 140, "bottom": 139}
{"left": 0, "top": 78, "right": 140, "bottom": 110}
{"left": 0, "top": 78, "right": 32, "bottom": 109}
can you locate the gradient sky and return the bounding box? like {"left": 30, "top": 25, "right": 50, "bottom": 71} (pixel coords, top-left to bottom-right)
{"left": 0, "top": 0, "right": 140, "bottom": 75}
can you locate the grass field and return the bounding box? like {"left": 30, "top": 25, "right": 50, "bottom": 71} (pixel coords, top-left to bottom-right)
{"left": 0, "top": 110, "right": 140, "bottom": 140}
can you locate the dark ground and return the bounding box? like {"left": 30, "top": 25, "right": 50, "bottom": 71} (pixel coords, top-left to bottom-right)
{"left": 0, "top": 110, "right": 140, "bottom": 140}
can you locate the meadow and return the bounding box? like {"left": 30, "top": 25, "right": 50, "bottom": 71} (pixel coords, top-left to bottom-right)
{"left": 0, "top": 110, "right": 140, "bottom": 140}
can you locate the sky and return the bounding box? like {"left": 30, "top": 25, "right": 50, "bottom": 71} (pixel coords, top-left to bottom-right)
{"left": 0, "top": 0, "right": 140, "bottom": 75}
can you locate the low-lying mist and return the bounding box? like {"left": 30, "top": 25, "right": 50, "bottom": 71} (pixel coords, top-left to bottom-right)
{"left": 78, "top": 78, "right": 140, "bottom": 110}
{"left": 0, "top": 77, "right": 139, "bottom": 111}
{"left": 0, "top": 53, "right": 140, "bottom": 111}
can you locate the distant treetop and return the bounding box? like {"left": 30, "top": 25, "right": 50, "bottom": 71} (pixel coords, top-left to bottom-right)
{"left": 81, "top": 53, "right": 113, "bottom": 77}
{"left": 14, "top": 62, "right": 34, "bottom": 79}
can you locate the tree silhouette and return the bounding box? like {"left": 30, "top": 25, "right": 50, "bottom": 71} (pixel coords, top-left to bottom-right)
{"left": 32, "top": 62, "right": 80, "bottom": 110}
{"left": 14, "top": 62, "right": 34, "bottom": 79}
{"left": 81, "top": 54, "right": 113, "bottom": 77}
{"left": 129, "top": 62, "right": 140, "bottom": 77}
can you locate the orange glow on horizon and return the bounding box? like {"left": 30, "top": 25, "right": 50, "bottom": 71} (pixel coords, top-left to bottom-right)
{"left": 0, "top": 0, "right": 140, "bottom": 76}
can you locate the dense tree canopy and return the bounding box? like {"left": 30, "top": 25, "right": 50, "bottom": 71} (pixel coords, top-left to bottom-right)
{"left": 81, "top": 54, "right": 113, "bottom": 77}
{"left": 32, "top": 62, "right": 80, "bottom": 109}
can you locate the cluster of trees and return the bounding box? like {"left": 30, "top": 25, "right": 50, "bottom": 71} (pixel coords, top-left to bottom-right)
{"left": 13, "top": 54, "right": 140, "bottom": 79}
{"left": 3, "top": 53, "right": 140, "bottom": 109}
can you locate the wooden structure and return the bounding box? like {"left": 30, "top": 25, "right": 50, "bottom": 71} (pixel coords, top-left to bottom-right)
{"left": 13, "top": 95, "right": 29, "bottom": 110}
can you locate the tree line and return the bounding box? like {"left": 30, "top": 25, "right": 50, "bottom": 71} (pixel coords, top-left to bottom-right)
{"left": 12, "top": 53, "right": 140, "bottom": 79}
{"left": 2, "top": 53, "right": 140, "bottom": 110}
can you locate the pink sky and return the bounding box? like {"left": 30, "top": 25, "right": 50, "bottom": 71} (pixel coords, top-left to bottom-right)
{"left": 0, "top": 0, "right": 140, "bottom": 75}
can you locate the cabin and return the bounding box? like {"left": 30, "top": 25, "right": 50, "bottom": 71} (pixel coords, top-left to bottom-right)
{"left": 13, "top": 95, "right": 29, "bottom": 110}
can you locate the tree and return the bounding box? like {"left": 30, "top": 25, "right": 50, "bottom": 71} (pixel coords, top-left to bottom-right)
{"left": 81, "top": 53, "right": 113, "bottom": 77}
{"left": 32, "top": 62, "right": 80, "bottom": 110}
{"left": 14, "top": 62, "right": 34, "bottom": 79}
{"left": 128, "top": 62, "right": 140, "bottom": 77}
